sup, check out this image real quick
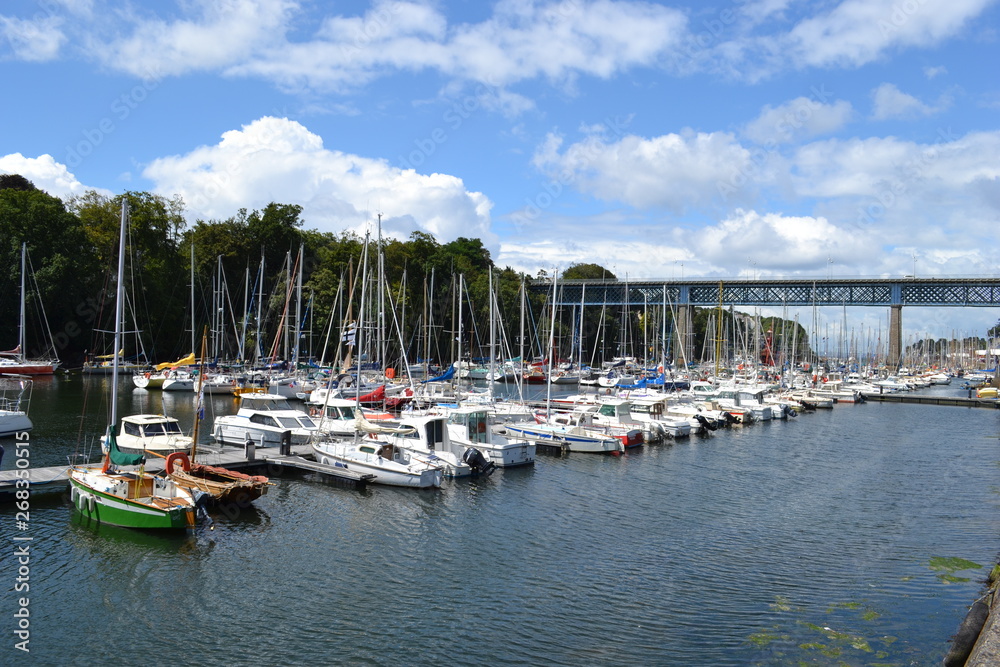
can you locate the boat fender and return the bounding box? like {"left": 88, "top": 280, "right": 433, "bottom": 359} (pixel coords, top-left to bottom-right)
{"left": 70, "top": 486, "right": 78, "bottom": 504}
{"left": 144, "top": 372, "right": 151, "bottom": 379}
{"left": 86, "top": 493, "right": 95, "bottom": 513}
{"left": 165, "top": 452, "right": 191, "bottom": 473}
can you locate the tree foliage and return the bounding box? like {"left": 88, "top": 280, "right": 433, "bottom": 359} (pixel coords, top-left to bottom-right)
{"left": 2, "top": 177, "right": 816, "bottom": 369}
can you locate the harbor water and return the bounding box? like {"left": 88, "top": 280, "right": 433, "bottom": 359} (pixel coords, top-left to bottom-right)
{"left": 3, "top": 375, "right": 1000, "bottom": 665}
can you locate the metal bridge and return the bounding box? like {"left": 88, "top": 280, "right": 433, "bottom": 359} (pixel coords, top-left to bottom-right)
{"left": 541, "top": 277, "right": 1000, "bottom": 308}
{"left": 531, "top": 277, "right": 1000, "bottom": 365}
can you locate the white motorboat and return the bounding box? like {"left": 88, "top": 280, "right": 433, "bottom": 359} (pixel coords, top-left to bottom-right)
{"left": 102, "top": 414, "right": 193, "bottom": 456}
{"left": 0, "top": 376, "right": 32, "bottom": 437}
{"left": 435, "top": 406, "right": 535, "bottom": 468}
{"left": 212, "top": 393, "right": 318, "bottom": 446}
{"left": 374, "top": 414, "right": 498, "bottom": 478}
{"left": 311, "top": 438, "right": 443, "bottom": 488}
{"left": 503, "top": 413, "right": 626, "bottom": 454}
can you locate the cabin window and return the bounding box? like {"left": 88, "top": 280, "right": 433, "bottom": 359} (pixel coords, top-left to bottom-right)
{"left": 360, "top": 446, "right": 376, "bottom": 454}
{"left": 277, "top": 417, "right": 301, "bottom": 429}
{"left": 124, "top": 422, "right": 141, "bottom": 437}
{"left": 598, "top": 404, "right": 616, "bottom": 417}
{"left": 250, "top": 414, "right": 277, "bottom": 427}
{"left": 298, "top": 417, "right": 316, "bottom": 428}
{"left": 163, "top": 421, "right": 182, "bottom": 434}
{"left": 142, "top": 422, "right": 166, "bottom": 435}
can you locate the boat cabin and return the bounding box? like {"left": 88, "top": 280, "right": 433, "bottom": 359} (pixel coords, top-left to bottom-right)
{"left": 121, "top": 414, "right": 184, "bottom": 438}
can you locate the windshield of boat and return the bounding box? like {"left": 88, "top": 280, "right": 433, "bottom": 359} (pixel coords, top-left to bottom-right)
{"left": 297, "top": 417, "right": 316, "bottom": 428}
{"left": 141, "top": 421, "right": 180, "bottom": 436}
{"left": 246, "top": 397, "right": 291, "bottom": 410}
{"left": 277, "top": 416, "right": 303, "bottom": 428}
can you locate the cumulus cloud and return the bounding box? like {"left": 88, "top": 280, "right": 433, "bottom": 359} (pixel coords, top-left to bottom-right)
{"left": 88, "top": 0, "right": 294, "bottom": 78}
{"left": 0, "top": 16, "right": 65, "bottom": 61}
{"left": 785, "top": 0, "right": 991, "bottom": 69}
{"left": 0, "top": 153, "right": 106, "bottom": 198}
{"left": 682, "top": 209, "right": 873, "bottom": 271}
{"left": 870, "top": 82, "right": 940, "bottom": 119}
{"left": 531, "top": 129, "right": 755, "bottom": 212}
{"left": 743, "top": 97, "right": 853, "bottom": 144}
{"left": 142, "top": 116, "right": 495, "bottom": 245}
{"left": 228, "top": 0, "right": 687, "bottom": 93}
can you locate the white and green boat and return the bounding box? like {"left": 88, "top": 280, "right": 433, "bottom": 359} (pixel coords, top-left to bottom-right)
{"left": 70, "top": 429, "right": 197, "bottom": 531}
{"left": 68, "top": 200, "right": 198, "bottom": 531}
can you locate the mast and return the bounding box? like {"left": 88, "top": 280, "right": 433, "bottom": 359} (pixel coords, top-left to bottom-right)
{"left": 190, "top": 242, "right": 195, "bottom": 354}
{"left": 111, "top": 200, "right": 128, "bottom": 428}
{"left": 19, "top": 242, "right": 26, "bottom": 361}
{"left": 545, "top": 271, "right": 557, "bottom": 419}
{"left": 191, "top": 326, "right": 208, "bottom": 461}
{"left": 295, "top": 243, "right": 303, "bottom": 367}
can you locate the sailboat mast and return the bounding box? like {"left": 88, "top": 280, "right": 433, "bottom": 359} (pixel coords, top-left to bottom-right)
{"left": 295, "top": 243, "right": 303, "bottom": 366}
{"left": 112, "top": 201, "right": 128, "bottom": 427}
{"left": 545, "top": 271, "right": 557, "bottom": 419}
{"left": 19, "top": 242, "right": 26, "bottom": 360}
{"left": 190, "top": 242, "right": 195, "bottom": 354}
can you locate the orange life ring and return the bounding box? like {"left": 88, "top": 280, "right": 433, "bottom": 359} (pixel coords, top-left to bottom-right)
{"left": 165, "top": 452, "right": 191, "bottom": 474}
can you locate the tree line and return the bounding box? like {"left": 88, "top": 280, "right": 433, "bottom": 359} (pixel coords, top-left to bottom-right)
{"left": 1, "top": 175, "right": 811, "bottom": 370}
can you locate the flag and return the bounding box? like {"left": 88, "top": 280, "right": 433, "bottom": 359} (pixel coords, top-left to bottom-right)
{"left": 196, "top": 385, "right": 205, "bottom": 421}
{"left": 341, "top": 321, "right": 356, "bottom": 346}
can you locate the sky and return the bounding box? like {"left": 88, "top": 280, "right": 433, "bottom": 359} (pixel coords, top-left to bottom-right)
{"left": 2, "top": 0, "right": 1000, "bottom": 342}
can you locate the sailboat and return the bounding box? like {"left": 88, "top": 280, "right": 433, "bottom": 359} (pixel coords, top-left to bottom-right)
{"left": 68, "top": 201, "right": 199, "bottom": 530}
{"left": 0, "top": 243, "right": 60, "bottom": 375}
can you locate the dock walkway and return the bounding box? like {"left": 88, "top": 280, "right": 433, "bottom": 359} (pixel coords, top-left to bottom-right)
{"left": 0, "top": 442, "right": 372, "bottom": 501}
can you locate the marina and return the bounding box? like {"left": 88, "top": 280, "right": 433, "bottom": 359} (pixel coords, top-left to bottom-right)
{"left": 2, "top": 374, "right": 999, "bottom": 664}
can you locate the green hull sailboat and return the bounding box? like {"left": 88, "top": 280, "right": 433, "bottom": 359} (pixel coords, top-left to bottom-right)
{"left": 68, "top": 200, "right": 198, "bottom": 531}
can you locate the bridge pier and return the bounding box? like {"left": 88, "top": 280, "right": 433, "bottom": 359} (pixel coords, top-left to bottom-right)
{"left": 675, "top": 304, "right": 695, "bottom": 367}
{"left": 889, "top": 305, "right": 902, "bottom": 368}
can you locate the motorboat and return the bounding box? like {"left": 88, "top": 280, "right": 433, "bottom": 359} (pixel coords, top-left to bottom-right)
{"left": 0, "top": 375, "right": 32, "bottom": 437}
{"left": 102, "top": 414, "right": 193, "bottom": 456}
{"left": 311, "top": 437, "right": 443, "bottom": 488}
{"left": 212, "top": 393, "right": 318, "bottom": 446}
{"left": 373, "top": 414, "right": 497, "bottom": 478}
{"left": 439, "top": 407, "right": 535, "bottom": 468}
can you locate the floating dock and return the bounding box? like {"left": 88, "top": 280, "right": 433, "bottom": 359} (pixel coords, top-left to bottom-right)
{"left": 0, "top": 442, "right": 374, "bottom": 502}
{"left": 864, "top": 393, "right": 1000, "bottom": 408}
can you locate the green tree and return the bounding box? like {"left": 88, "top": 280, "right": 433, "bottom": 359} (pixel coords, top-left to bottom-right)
{"left": 561, "top": 263, "right": 617, "bottom": 280}
{"left": 0, "top": 183, "right": 100, "bottom": 360}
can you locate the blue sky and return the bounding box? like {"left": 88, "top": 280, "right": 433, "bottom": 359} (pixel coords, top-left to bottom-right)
{"left": 2, "top": 0, "right": 1000, "bottom": 340}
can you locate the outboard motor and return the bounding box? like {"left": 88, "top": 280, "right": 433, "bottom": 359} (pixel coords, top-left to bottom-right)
{"left": 784, "top": 404, "right": 797, "bottom": 418}
{"left": 694, "top": 414, "right": 717, "bottom": 432}
{"left": 463, "top": 448, "right": 497, "bottom": 476}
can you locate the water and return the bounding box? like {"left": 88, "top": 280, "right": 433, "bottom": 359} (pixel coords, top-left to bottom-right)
{"left": 3, "top": 376, "right": 1000, "bottom": 665}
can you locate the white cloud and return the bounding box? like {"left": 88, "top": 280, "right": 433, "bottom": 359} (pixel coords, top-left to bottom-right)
{"left": 924, "top": 64, "right": 947, "bottom": 78}
{"left": 785, "top": 0, "right": 992, "bottom": 69}
{"left": 870, "top": 82, "right": 937, "bottom": 119}
{"left": 142, "top": 116, "right": 495, "bottom": 245}
{"left": 532, "top": 129, "right": 754, "bottom": 211}
{"left": 743, "top": 97, "right": 853, "bottom": 144}
{"left": 682, "top": 209, "right": 874, "bottom": 271}
{"left": 89, "top": 0, "right": 294, "bottom": 78}
{"left": 228, "top": 0, "right": 687, "bottom": 93}
{"left": 0, "top": 153, "right": 106, "bottom": 198}
{"left": 0, "top": 16, "right": 65, "bottom": 61}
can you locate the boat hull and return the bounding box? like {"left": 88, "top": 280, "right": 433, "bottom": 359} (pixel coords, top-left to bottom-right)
{"left": 69, "top": 473, "right": 196, "bottom": 530}
{"left": 311, "top": 442, "right": 442, "bottom": 487}
{"left": 0, "top": 413, "right": 32, "bottom": 437}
